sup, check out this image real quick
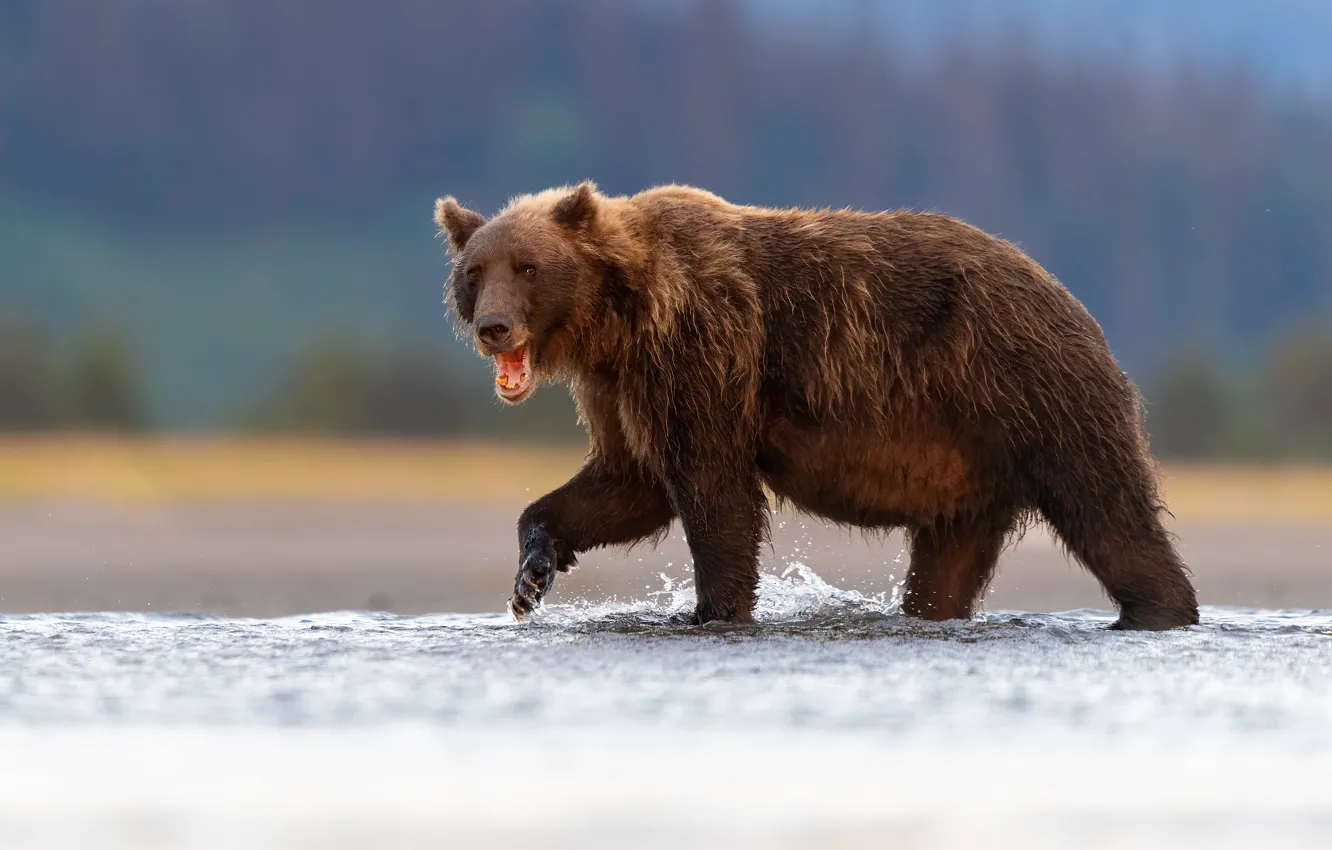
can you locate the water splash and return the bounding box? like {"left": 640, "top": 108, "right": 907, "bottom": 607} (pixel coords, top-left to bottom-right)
{"left": 759, "top": 562, "right": 894, "bottom": 620}
{"left": 511, "top": 560, "right": 898, "bottom": 634}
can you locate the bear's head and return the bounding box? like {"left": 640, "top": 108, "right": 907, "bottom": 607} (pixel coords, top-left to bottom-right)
{"left": 434, "top": 181, "right": 606, "bottom": 404}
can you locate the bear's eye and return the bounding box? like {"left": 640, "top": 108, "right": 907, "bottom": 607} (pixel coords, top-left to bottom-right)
{"left": 465, "top": 266, "right": 481, "bottom": 282}
{"left": 519, "top": 264, "right": 536, "bottom": 277}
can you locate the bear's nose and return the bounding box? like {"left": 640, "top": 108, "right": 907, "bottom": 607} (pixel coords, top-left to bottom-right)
{"left": 476, "top": 315, "right": 512, "bottom": 348}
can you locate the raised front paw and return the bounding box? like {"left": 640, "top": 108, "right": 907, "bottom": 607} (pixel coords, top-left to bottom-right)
{"left": 508, "top": 528, "right": 568, "bottom": 620}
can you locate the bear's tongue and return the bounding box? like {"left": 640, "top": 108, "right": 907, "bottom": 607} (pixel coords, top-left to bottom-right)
{"left": 494, "top": 344, "right": 531, "bottom": 395}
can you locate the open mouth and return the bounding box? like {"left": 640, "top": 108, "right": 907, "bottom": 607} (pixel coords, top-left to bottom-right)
{"left": 493, "top": 343, "right": 533, "bottom": 400}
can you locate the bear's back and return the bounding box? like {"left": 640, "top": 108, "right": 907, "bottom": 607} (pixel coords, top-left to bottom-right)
{"left": 618, "top": 189, "right": 1114, "bottom": 432}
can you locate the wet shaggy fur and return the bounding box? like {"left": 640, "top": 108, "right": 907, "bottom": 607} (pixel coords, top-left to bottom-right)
{"left": 434, "top": 182, "right": 1199, "bottom": 630}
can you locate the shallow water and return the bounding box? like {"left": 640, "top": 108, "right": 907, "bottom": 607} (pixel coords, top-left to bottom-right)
{"left": 3, "top": 565, "right": 1332, "bottom": 848}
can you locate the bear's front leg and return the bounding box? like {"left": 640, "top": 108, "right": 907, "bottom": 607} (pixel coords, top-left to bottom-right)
{"left": 510, "top": 458, "right": 674, "bottom": 618}
{"left": 665, "top": 467, "right": 767, "bottom": 625}
{"left": 509, "top": 523, "right": 571, "bottom": 620}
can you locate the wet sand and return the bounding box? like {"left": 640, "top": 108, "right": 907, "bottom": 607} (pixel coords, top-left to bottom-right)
{"left": 2, "top": 501, "right": 1327, "bottom": 616}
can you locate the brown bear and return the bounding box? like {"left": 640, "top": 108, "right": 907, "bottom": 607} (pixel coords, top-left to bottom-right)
{"left": 434, "top": 182, "right": 1199, "bottom": 630}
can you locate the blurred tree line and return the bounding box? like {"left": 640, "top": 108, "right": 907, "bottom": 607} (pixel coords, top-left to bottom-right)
{"left": 1147, "top": 329, "right": 1332, "bottom": 459}
{"left": 245, "top": 332, "right": 582, "bottom": 441}
{"left": 0, "top": 315, "right": 580, "bottom": 440}
{"left": 1, "top": 0, "right": 1331, "bottom": 447}
{"left": 0, "top": 318, "right": 148, "bottom": 431}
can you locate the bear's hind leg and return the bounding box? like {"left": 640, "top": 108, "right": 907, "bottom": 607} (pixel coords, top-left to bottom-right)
{"left": 1034, "top": 453, "right": 1199, "bottom": 630}
{"left": 1040, "top": 495, "right": 1199, "bottom": 630}
{"left": 902, "top": 511, "right": 1015, "bottom": 621}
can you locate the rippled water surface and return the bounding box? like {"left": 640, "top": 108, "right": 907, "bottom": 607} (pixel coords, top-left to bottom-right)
{"left": 3, "top": 567, "right": 1332, "bottom": 849}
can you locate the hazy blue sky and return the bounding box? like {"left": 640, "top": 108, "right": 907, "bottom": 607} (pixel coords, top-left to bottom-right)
{"left": 737, "top": 0, "right": 1332, "bottom": 97}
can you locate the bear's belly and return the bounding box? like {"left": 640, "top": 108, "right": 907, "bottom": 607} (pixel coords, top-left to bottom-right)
{"left": 757, "top": 418, "right": 984, "bottom": 528}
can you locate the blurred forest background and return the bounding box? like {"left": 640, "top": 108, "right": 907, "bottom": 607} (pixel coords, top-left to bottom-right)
{"left": 2, "top": 0, "right": 1331, "bottom": 458}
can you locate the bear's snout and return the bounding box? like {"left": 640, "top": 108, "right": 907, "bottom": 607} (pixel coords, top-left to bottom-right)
{"left": 476, "top": 314, "right": 517, "bottom": 353}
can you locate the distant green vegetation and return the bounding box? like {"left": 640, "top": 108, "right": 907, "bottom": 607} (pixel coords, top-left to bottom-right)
{"left": 1145, "top": 329, "right": 1332, "bottom": 460}
{"left": 0, "top": 317, "right": 147, "bottom": 431}
{"left": 3, "top": 305, "right": 1330, "bottom": 459}
{"left": 245, "top": 331, "right": 582, "bottom": 442}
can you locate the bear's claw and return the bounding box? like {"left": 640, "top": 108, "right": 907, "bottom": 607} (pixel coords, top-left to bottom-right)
{"left": 509, "top": 531, "right": 561, "bottom": 620}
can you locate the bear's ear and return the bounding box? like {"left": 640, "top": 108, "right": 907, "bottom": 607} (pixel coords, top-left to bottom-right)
{"left": 551, "top": 181, "right": 599, "bottom": 231}
{"left": 434, "top": 196, "right": 486, "bottom": 253}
